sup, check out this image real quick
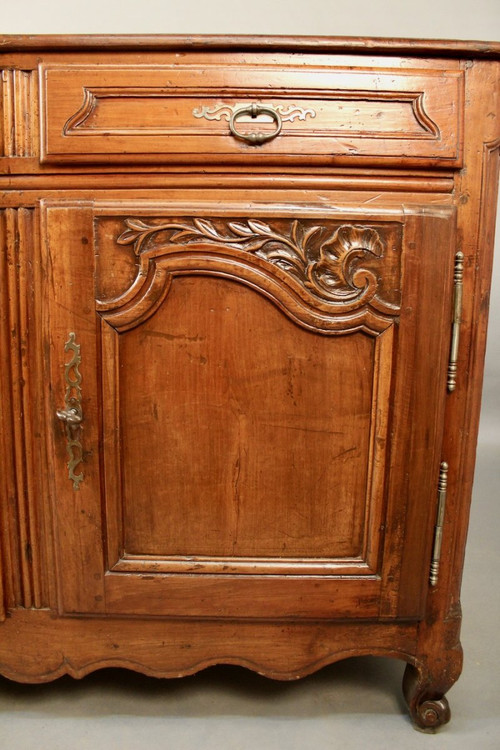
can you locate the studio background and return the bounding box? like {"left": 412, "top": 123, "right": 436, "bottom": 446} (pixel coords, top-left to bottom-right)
{"left": 1, "top": 2, "right": 499, "bottom": 749}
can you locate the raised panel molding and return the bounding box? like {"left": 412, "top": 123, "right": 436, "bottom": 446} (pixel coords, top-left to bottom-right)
{"left": 96, "top": 216, "right": 402, "bottom": 334}
{"left": 40, "top": 64, "right": 463, "bottom": 165}
{"left": 65, "top": 88, "right": 438, "bottom": 140}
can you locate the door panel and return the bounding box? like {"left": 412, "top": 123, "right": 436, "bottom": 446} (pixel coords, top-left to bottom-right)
{"left": 43, "top": 198, "right": 454, "bottom": 620}
{"left": 113, "top": 278, "right": 381, "bottom": 562}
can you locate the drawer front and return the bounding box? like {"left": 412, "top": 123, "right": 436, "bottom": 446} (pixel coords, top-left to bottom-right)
{"left": 40, "top": 63, "right": 463, "bottom": 166}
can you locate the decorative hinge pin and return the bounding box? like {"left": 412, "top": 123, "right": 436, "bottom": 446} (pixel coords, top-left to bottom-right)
{"left": 430, "top": 462, "right": 448, "bottom": 587}
{"left": 447, "top": 251, "right": 464, "bottom": 392}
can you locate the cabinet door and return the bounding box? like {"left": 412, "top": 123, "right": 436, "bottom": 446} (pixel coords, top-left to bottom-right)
{"left": 43, "top": 198, "right": 454, "bottom": 620}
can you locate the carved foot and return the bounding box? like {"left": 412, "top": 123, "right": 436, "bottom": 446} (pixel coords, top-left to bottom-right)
{"left": 403, "top": 663, "right": 452, "bottom": 731}
{"left": 410, "top": 696, "right": 451, "bottom": 731}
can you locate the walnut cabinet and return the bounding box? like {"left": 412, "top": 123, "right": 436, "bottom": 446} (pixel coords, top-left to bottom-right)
{"left": 0, "top": 35, "right": 499, "bottom": 730}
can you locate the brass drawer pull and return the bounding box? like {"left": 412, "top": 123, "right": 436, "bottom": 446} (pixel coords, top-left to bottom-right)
{"left": 229, "top": 103, "right": 282, "bottom": 145}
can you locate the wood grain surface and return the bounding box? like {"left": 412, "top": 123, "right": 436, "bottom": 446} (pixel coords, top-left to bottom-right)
{"left": 0, "top": 35, "right": 498, "bottom": 732}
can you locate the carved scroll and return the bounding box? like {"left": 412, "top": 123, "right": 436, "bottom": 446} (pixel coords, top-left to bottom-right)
{"left": 97, "top": 217, "right": 401, "bottom": 334}
{"left": 117, "top": 218, "right": 388, "bottom": 305}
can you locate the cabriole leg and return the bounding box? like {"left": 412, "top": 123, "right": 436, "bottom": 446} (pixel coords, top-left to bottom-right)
{"left": 403, "top": 660, "right": 458, "bottom": 731}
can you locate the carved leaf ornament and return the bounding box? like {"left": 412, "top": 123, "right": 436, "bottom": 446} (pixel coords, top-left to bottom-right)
{"left": 117, "top": 218, "right": 385, "bottom": 306}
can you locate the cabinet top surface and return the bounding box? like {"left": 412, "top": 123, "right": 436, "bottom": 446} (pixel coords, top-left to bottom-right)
{"left": 0, "top": 34, "right": 499, "bottom": 58}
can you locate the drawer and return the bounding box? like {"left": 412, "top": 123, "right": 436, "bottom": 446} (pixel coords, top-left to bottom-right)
{"left": 39, "top": 62, "right": 463, "bottom": 167}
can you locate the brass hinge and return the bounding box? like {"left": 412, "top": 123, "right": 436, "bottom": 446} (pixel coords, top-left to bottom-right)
{"left": 447, "top": 251, "right": 464, "bottom": 392}
{"left": 430, "top": 462, "right": 448, "bottom": 587}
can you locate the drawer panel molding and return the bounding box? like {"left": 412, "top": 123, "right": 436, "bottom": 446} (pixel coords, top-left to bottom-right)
{"left": 40, "top": 64, "right": 464, "bottom": 166}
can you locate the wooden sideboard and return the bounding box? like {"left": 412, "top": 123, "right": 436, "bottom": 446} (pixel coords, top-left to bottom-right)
{"left": 0, "top": 35, "right": 499, "bottom": 730}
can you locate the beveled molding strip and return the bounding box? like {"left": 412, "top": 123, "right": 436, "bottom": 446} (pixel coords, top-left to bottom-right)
{"left": 0, "top": 172, "right": 456, "bottom": 195}
{"left": 1, "top": 34, "right": 499, "bottom": 58}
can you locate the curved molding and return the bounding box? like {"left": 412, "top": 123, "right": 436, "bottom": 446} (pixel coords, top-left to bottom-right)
{"left": 97, "top": 218, "right": 400, "bottom": 334}
{"left": 99, "top": 262, "right": 172, "bottom": 332}
{"left": 411, "top": 93, "right": 440, "bottom": 138}
{"left": 0, "top": 644, "right": 424, "bottom": 685}
{"left": 0, "top": 608, "right": 459, "bottom": 727}
{"left": 64, "top": 89, "right": 438, "bottom": 141}
{"left": 484, "top": 136, "right": 500, "bottom": 153}
{"left": 63, "top": 88, "right": 97, "bottom": 133}
{"left": 0, "top": 643, "right": 458, "bottom": 732}
{"left": 98, "top": 249, "right": 395, "bottom": 335}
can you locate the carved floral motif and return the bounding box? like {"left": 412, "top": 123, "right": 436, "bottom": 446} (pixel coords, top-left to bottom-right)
{"left": 117, "top": 218, "right": 386, "bottom": 306}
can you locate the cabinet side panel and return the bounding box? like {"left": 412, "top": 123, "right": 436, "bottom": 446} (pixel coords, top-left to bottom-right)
{"left": 400, "top": 61, "right": 500, "bottom": 714}
{"left": 441, "top": 60, "right": 500, "bottom": 613}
